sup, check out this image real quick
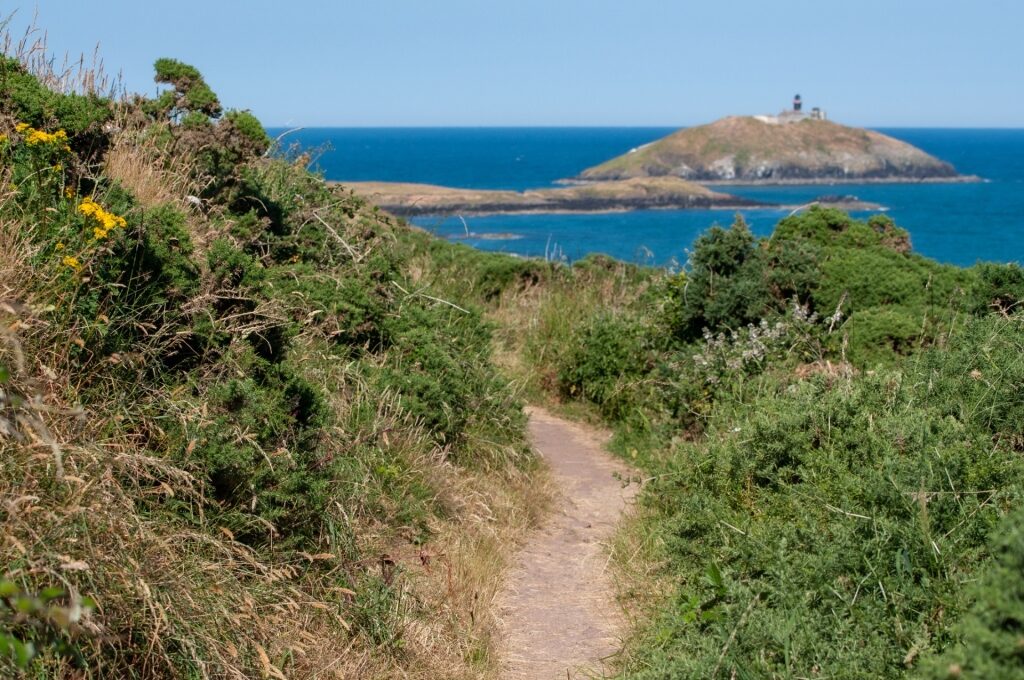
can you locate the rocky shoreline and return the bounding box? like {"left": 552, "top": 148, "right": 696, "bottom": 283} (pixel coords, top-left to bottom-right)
{"left": 340, "top": 177, "right": 769, "bottom": 217}
{"left": 698, "top": 174, "right": 981, "bottom": 186}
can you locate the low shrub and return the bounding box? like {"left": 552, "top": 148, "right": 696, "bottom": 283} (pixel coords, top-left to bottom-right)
{"left": 618, "top": 315, "right": 1024, "bottom": 678}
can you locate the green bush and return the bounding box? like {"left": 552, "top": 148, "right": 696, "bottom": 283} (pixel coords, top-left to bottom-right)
{"left": 0, "top": 56, "right": 111, "bottom": 142}
{"left": 619, "top": 315, "right": 1024, "bottom": 678}
{"left": 147, "top": 58, "right": 222, "bottom": 118}
{"left": 969, "top": 262, "right": 1024, "bottom": 316}
{"left": 665, "top": 215, "right": 775, "bottom": 342}
{"left": 180, "top": 352, "right": 331, "bottom": 546}
{"left": 915, "top": 507, "right": 1024, "bottom": 679}
{"left": 559, "top": 313, "right": 651, "bottom": 420}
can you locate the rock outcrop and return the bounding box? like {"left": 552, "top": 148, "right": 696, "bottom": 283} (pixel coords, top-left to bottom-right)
{"left": 341, "top": 177, "right": 765, "bottom": 216}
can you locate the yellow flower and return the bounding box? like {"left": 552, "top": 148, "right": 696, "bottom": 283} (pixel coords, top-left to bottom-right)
{"left": 78, "top": 197, "right": 127, "bottom": 240}
{"left": 24, "top": 128, "right": 68, "bottom": 147}
{"left": 55, "top": 242, "right": 65, "bottom": 251}
{"left": 62, "top": 255, "right": 81, "bottom": 270}
{"left": 64, "top": 187, "right": 74, "bottom": 198}
{"left": 0, "top": 134, "right": 7, "bottom": 143}
{"left": 15, "top": 122, "right": 30, "bottom": 133}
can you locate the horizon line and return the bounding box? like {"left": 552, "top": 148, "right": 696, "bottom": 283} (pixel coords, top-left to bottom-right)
{"left": 263, "top": 123, "right": 1024, "bottom": 130}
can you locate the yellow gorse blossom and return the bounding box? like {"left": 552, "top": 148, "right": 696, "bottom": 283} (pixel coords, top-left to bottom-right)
{"left": 62, "top": 255, "right": 81, "bottom": 270}
{"left": 15, "top": 122, "right": 29, "bottom": 133}
{"left": 78, "top": 196, "right": 127, "bottom": 240}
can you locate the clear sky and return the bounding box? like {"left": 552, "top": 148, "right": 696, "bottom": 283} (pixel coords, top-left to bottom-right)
{"left": 8, "top": 1, "right": 1023, "bottom": 127}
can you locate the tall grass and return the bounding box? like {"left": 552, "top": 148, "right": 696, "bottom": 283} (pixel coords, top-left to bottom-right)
{"left": 0, "top": 31, "right": 546, "bottom": 678}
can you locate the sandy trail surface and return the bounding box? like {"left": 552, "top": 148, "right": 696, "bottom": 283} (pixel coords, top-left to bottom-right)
{"left": 495, "top": 408, "right": 638, "bottom": 679}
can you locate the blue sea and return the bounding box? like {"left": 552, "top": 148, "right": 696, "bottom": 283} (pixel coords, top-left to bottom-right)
{"left": 268, "top": 127, "right": 1024, "bottom": 267}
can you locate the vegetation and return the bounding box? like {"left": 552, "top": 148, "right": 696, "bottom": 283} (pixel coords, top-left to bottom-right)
{"left": 413, "top": 207, "right": 1024, "bottom": 679}
{"left": 0, "top": 34, "right": 541, "bottom": 679}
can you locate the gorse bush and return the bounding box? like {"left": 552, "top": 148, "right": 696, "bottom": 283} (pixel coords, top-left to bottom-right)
{"left": 622, "top": 316, "right": 1024, "bottom": 678}
{"left": 0, "top": 56, "right": 111, "bottom": 160}
{"left": 664, "top": 215, "right": 775, "bottom": 342}
{"left": 558, "top": 312, "right": 652, "bottom": 421}
{"left": 916, "top": 506, "right": 1024, "bottom": 679}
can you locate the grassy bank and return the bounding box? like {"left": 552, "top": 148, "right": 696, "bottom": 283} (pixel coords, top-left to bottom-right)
{"left": 0, "top": 37, "right": 548, "bottom": 678}
{"left": 421, "top": 208, "right": 1024, "bottom": 678}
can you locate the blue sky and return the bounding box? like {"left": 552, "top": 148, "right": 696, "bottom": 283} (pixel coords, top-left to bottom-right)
{"left": 9, "top": 1, "right": 1023, "bottom": 127}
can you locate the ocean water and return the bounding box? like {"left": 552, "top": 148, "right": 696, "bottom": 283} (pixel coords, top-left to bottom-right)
{"left": 268, "top": 127, "right": 1024, "bottom": 267}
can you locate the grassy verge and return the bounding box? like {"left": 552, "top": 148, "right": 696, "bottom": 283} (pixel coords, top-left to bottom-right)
{"left": 0, "top": 33, "right": 548, "bottom": 678}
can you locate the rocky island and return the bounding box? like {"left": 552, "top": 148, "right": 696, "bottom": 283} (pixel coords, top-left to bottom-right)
{"left": 578, "top": 112, "right": 970, "bottom": 184}
{"left": 340, "top": 176, "right": 765, "bottom": 216}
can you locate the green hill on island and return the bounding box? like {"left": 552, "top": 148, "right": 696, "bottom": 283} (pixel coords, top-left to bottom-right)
{"left": 579, "top": 115, "right": 963, "bottom": 183}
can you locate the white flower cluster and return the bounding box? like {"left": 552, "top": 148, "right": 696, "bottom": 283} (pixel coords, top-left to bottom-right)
{"left": 691, "top": 299, "right": 841, "bottom": 385}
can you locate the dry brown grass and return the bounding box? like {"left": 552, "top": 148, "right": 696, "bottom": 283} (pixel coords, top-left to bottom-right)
{"left": 607, "top": 504, "right": 672, "bottom": 648}
{"left": 416, "top": 454, "right": 551, "bottom": 678}
{"left": 103, "top": 126, "right": 201, "bottom": 212}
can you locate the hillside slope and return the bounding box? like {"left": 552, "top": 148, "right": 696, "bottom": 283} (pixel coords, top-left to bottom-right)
{"left": 579, "top": 116, "right": 962, "bottom": 183}
{"left": 0, "top": 48, "right": 542, "bottom": 679}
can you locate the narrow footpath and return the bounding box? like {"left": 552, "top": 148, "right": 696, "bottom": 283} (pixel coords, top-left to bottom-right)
{"left": 495, "top": 408, "right": 638, "bottom": 678}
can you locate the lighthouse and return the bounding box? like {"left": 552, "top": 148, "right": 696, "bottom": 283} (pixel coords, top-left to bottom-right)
{"left": 753, "top": 95, "right": 827, "bottom": 125}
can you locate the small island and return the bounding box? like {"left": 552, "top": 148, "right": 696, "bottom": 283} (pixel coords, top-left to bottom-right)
{"left": 578, "top": 96, "right": 975, "bottom": 184}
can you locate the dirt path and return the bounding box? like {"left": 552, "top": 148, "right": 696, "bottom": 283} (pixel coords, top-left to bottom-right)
{"left": 495, "top": 408, "right": 638, "bottom": 679}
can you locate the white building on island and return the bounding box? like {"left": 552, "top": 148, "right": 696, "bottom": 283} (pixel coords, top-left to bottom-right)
{"left": 754, "top": 94, "right": 828, "bottom": 125}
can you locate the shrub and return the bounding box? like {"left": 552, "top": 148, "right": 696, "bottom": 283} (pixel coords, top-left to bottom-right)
{"left": 619, "top": 315, "right": 1024, "bottom": 678}
{"left": 147, "top": 58, "right": 222, "bottom": 119}
{"left": 915, "top": 507, "right": 1024, "bottom": 679}
{"left": 969, "top": 262, "right": 1024, "bottom": 316}
{"left": 664, "top": 215, "right": 775, "bottom": 342}
{"left": 0, "top": 56, "right": 111, "bottom": 147}
{"left": 558, "top": 313, "right": 651, "bottom": 420}
{"left": 142, "top": 59, "right": 272, "bottom": 205}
